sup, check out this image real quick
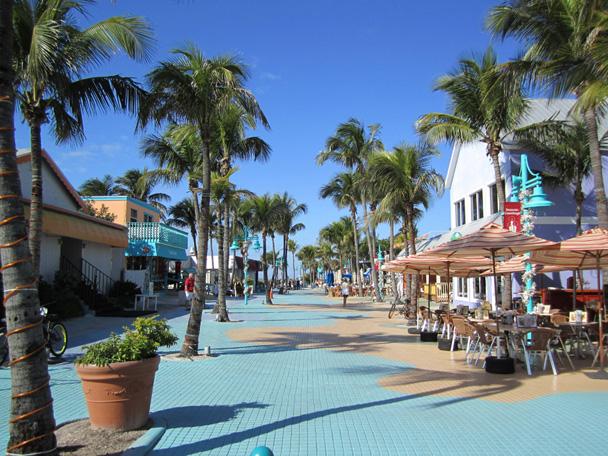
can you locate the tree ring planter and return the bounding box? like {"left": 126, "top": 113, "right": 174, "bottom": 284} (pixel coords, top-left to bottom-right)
{"left": 437, "top": 337, "right": 457, "bottom": 351}
{"left": 484, "top": 356, "right": 515, "bottom": 374}
{"left": 407, "top": 327, "right": 420, "bottom": 335}
{"left": 76, "top": 355, "right": 160, "bottom": 431}
{"left": 419, "top": 331, "right": 438, "bottom": 342}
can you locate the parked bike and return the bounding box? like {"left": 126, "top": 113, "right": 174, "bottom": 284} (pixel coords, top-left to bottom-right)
{"left": 388, "top": 298, "right": 415, "bottom": 319}
{"left": 0, "top": 305, "right": 68, "bottom": 367}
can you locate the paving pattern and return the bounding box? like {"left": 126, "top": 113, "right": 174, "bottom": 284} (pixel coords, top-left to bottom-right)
{"left": 1, "top": 290, "right": 607, "bottom": 455}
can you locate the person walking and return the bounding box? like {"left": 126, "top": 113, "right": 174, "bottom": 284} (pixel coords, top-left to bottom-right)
{"left": 341, "top": 278, "right": 350, "bottom": 307}
{"left": 184, "top": 272, "right": 195, "bottom": 309}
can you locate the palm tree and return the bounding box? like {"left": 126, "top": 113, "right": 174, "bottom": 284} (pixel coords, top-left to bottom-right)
{"left": 368, "top": 142, "right": 444, "bottom": 310}
{"left": 320, "top": 171, "right": 363, "bottom": 295}
{"left": 140, "top": 46, "right": 264, "bottom": 355}
{"left": 297, "top": 245, "right": 317, "bottom": 285}
{"left": 214, "top": 104, "right": 269, "bottom": 315}
{"left": 114, "top": 168, "right": 171, "bottom": 214}
{"left": 488, "top": 0, "right": 608, "bottom": 228}
{"left": 78, "top": 175, "right": 116, "bottom": 196}
{"left": 317, "top": 118, "right": 384, "bottom": 301}
{"left": 515, "top": 119, "right": 594, "bottom": 235}
{"left": 13, "top": 0, "right": 152, "bottom": 277}
{"left": 166, "top": 198, "right": 197, "bottom": 256}
{"left": 1, "top": 0, "right": 56, "bottom": 452}
{"left": 320, "top": 219, "right": 352, "bottom": 277}
{"left": 417, "top": 47, "right": 532, "bottom": 308}
{"left": 276, "top": 193, "right": 307, "bottom": 286}
{"left": 243, "top": 194, "right": 283, "bottom": 304}
{"left": 288, "top": 239, "right": 299, "bottom": 282}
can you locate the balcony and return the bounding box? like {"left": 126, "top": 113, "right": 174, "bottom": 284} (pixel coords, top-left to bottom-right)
{"left": 127, "top": 222, "right": 188, "bottom": 260}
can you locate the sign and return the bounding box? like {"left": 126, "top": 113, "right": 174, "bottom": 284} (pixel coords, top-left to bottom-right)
{"left": 503, "top": 202, "right": 522, "bottom": 232}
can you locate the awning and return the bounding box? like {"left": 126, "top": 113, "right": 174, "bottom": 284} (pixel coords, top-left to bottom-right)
{"left": 24, "top": 204, "right": 128, "bottom": 248}
{"left": 126, "top": 240, "right": 187, "bottom": 261}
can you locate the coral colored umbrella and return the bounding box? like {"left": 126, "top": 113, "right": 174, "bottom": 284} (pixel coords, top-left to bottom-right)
{"left": 531, "top": 228, "right": 608, "bottom": 368}
{"left": 480, "top": 255, "right": 564, "bottom": 275}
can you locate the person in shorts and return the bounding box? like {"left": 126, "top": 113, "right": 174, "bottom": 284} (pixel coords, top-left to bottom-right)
{"left": 184, "top": 273, "right": 195, "bottom": 308}
{"left": 341, "top": 278, "right": 350, "bottom": 307}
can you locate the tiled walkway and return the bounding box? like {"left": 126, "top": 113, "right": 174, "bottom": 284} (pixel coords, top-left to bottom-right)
{"left": 1, "top": 290, "right": 607, "bottom": 454}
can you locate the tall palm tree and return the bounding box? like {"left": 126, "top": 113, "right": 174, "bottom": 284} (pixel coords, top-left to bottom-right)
{"left": 214, "top": 104, "right": 269, "bottom": 315}
{"left": 515, "top": 119, "right": 594, "bottom": 235}
{"left": 488, "top": 0, "right": 608, "bottom": 227}
{"left": 320, "top": 171, "right": 363, "bottom": 295}
{"left": 319, "top": 219, "right": 352, "bottom": 277}
{"left": 78, "top": 174, "right": 116, "bottom": 196}
{"left": 288, "top": 239, "right": 298, "bottom": 282}
{"left": 114, "top": 168, "right": 170, "bottom": 214}
{"left": 166, "top": 198, "right": 197, "bottom": 257}
{"left": 1, "top": 0, "right": 56, "bottom": 452}
{"left": 276, "top": 193, "right": 307, "bottom": 286}
{"left": 317, "top": 118, "right": 384, "bottom": 301}
{"left": 13, "top": 0, "right": 152, "bottom": 277}
{"left": 243, "top": 194, "right": 283, "bottom": 304}
{"left": 297, "top": 245, "right": 317, "bottom": 285}
{"left": 368, "top": 142, "right": 444, "bottom": 310}
{"left": 140, "top": 46, "right": 264, "bottom": 355}
{"left": 417, "top": 47, "right": 531, "bottom": 308}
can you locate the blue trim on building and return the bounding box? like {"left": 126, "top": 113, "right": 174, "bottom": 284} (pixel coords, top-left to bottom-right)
{"left": 83, "top": 196, "right": 161, "bottom": 214}
{"left": 126, "top": 240, "right": 188, "bottom": 261}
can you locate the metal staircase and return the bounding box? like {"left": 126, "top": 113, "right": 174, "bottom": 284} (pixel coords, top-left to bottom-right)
{"left": 60, "top": 256, "right": 115, "bottom": 309}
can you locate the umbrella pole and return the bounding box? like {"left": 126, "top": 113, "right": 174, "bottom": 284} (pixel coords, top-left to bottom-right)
{"left": 427, "top": 267, "right": 432, "bottom": 331}
{"left": 572, "top": 269, "right": 577, "bottom": 311}
{"left": 597, "top": 256, "right": 604, "bottom": 369}
{"left": 492, "top": 250, "right": 502, "bottom": 358}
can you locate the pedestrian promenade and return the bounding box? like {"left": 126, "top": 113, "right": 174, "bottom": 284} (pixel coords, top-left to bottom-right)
{"left": 1, "top": 290, "right": 607, "bottom": 454}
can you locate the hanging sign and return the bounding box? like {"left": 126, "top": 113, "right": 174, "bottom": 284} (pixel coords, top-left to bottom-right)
{"left": 503, "top": 202, "right": 522, "bottom": 232}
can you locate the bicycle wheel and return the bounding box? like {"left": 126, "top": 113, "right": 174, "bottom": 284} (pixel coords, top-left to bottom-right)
{"left": 388, "top": 302, "right": 397, "bottom": 319}
{"left": 0, "top": 334, "right": 8, "bottom": 366}
{"left": 48, "top": 322, "right": 68, "bottom": 357}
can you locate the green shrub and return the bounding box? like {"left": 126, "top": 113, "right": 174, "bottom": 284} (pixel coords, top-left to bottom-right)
{"left": 76, "top": 316, "right": 178, "bottom": 366}
{"left": 108, "top": 280, "right": 141, "bottom": 309}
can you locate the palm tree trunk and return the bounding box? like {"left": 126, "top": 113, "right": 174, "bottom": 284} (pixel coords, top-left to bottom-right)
{"left": 402, "top": 219, "right": 412, "bottom": 302}
{"left": 215, "top": 205, "right": 229, "bottom": 321}
{"left": 181, "top": 137, "right": 211, "bottom": 356}
{"left": 1, "top": 1, "right": 57, "bottom": 451}
{"left": 488, "top": 145, "right": 511, "bottom": 309}
{"left": 223, "top": 206, "right": 230, "bottom": 298}
{"left": 191, "top": 227, "right": 198, "bottom": 258}
{"left": 270, "top": 234, "right": 277, "bottom": 286}
{"left": 405, "top": 205, "right": 418, "bottom": 311}
{"left": 262, "top": 231, "right": 272, "bottom": 304}
{"left": 292, "top": 250, "right": 296, "bottom": 282}
{"left": 283, "top": 235, "right": 288, "bottom": 286}
{"left": 350, "top": 205, "right": 363, "bottom": 296}
{"left": 28, "top": 121, "right": 43, "bottom": 278}
{"left": 574, "top": 179, "right": 584, "bottom": 235}
{"left": 362, "top": 200, "right": 381, "bottom": 301}
{"left": 389, "top": 218, "right": 400, "bottom": 302}
{"left": 583, "top": 107, "right": 608, "bottom": 228}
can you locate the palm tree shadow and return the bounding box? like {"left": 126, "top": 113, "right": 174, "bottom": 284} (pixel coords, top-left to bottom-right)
{"left": 151, "top": 402, "right": 269, "bottom": 429}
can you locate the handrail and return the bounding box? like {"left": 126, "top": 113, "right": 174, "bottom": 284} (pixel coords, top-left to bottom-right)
{"left": 59, "top": 256, "right": 115, "bottom": 303}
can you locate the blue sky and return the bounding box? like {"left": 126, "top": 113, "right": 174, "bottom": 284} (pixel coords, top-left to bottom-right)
{"left": 15, "top": 0, "right": 521, "bottom": 253}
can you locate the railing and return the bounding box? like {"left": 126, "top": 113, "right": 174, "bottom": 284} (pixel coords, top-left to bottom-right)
{"left": 60, "top": 256, "right": 115, "bottom": 310}
{"left": 128, "top": 222, "right": 188, "bottom": 250}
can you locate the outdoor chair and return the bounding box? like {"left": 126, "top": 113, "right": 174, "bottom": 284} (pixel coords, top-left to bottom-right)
{"left": 550, "top": 313, "right": 568, "bottom": 325}
{"left": 450, "top": 317, "right": 476, "bottom": 360}
{"left": 520, "top": 328, "right": 559, "bottom": 376}
{"left": 418, "top": 306, "right": 434, "bottom": 331}
{"left": 440, "top": 313, "right": 453, "bottom": 338}
{"left": 468, "top": 322, "right": 497, "bottom": 366}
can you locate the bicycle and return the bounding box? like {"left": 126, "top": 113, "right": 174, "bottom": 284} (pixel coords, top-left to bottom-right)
{"left": 388, "top": 298, "right": 416, "bottom": 319}
{"left": 0, "top": 306, "right": 68, "bottom": 366}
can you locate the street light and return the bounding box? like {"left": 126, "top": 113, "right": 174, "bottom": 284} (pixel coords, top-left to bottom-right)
{"left": 509, "top": 154, "right": 553, "bottom": 312}
{"left": 230, "top": 226, "right": 260, "bottom": 305}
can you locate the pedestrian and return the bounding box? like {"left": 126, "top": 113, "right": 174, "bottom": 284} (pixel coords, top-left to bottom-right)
{"left": 341, "top": 278, "right": 350, "bottom": 307}
{"left": 184, "top": 272, "right": 195, "bottom": 309}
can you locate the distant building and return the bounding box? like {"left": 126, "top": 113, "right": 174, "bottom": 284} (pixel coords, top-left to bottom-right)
{"left": 84, "top": 196, "right": 188, "bottom": 290}
{"left": 408, "top": 99, "right": 608, "bottom": 308}
{"left": 16, "top": 149, "right": 127, "bottom": 291}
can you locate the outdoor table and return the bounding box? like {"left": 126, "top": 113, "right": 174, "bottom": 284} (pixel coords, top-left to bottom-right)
{"left": 558, "top": 322, "right": 598, "bottom": 359}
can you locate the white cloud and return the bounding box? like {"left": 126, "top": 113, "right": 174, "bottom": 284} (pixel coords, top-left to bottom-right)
{"left": 260, "top": 71, "right": 281, "bottom": 81}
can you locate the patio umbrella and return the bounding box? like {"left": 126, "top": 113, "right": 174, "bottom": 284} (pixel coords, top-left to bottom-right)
{"left": 426, "top": 223, "right": 558, "bottom": 355}
{"left": 531, "top": 228, "right": 608, "bottom": 368}
{"left": 481, "top": 255, "right": 564, "bottom": 276}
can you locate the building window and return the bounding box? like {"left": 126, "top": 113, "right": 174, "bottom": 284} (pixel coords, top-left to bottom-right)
{"left": 474, "top": 277, "right": 486, "bottom": 299}
{"left": 143, "top": 213, "right": 153, "bottom": 222}
{"left": 490, "top": 180, "right": 505, "bottom": 214}
{"left": 127, "top": 256, "right": 148, "bottom": 270}
{"left": 130, "top": 209, "right": 138, "bottom": 223}
{"left": 470, "top": 190, "right": 483, "bottom": 221}
{"left": 457, "top": 277, "right": 468, "bottom": 297}
{"left": 454, "top": 199, "right": 466, "bottom": 227}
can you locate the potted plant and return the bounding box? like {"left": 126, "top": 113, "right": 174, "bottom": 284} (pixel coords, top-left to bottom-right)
{"left": 75, "top": 316, "right": 177, "bottom": 430}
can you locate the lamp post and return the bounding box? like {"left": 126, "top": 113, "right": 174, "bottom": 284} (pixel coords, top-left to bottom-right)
{"left": 509, "top": 154, "right": 553, "bottom": 313}
{"left": 377, "top": 245, "right": 385, "bottom": 300}
{"left": 230, "top": 226, "right": 260, "bottom": 305}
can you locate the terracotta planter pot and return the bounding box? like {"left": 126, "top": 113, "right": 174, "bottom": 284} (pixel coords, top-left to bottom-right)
{"left": 76, "top": 355, "right": 160, "bottom": 430}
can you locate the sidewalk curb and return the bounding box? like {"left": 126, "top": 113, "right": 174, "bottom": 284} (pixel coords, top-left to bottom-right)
{"left": 123, "top": 418, "right": 167, "bottom": 456}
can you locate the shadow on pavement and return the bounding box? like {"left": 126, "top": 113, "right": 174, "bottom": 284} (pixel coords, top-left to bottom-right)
{"left": 152, "top": 402, "right": 269, "bottom": 429}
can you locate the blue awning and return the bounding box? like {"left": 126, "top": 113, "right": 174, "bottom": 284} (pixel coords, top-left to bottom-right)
{"left": 126, "top": 240, "right": 188, "bottom": 261}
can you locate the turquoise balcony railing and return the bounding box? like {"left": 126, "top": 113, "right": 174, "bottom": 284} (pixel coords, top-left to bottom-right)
{"left": 128, "top": 222, "right": 188, "bottom": 250}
